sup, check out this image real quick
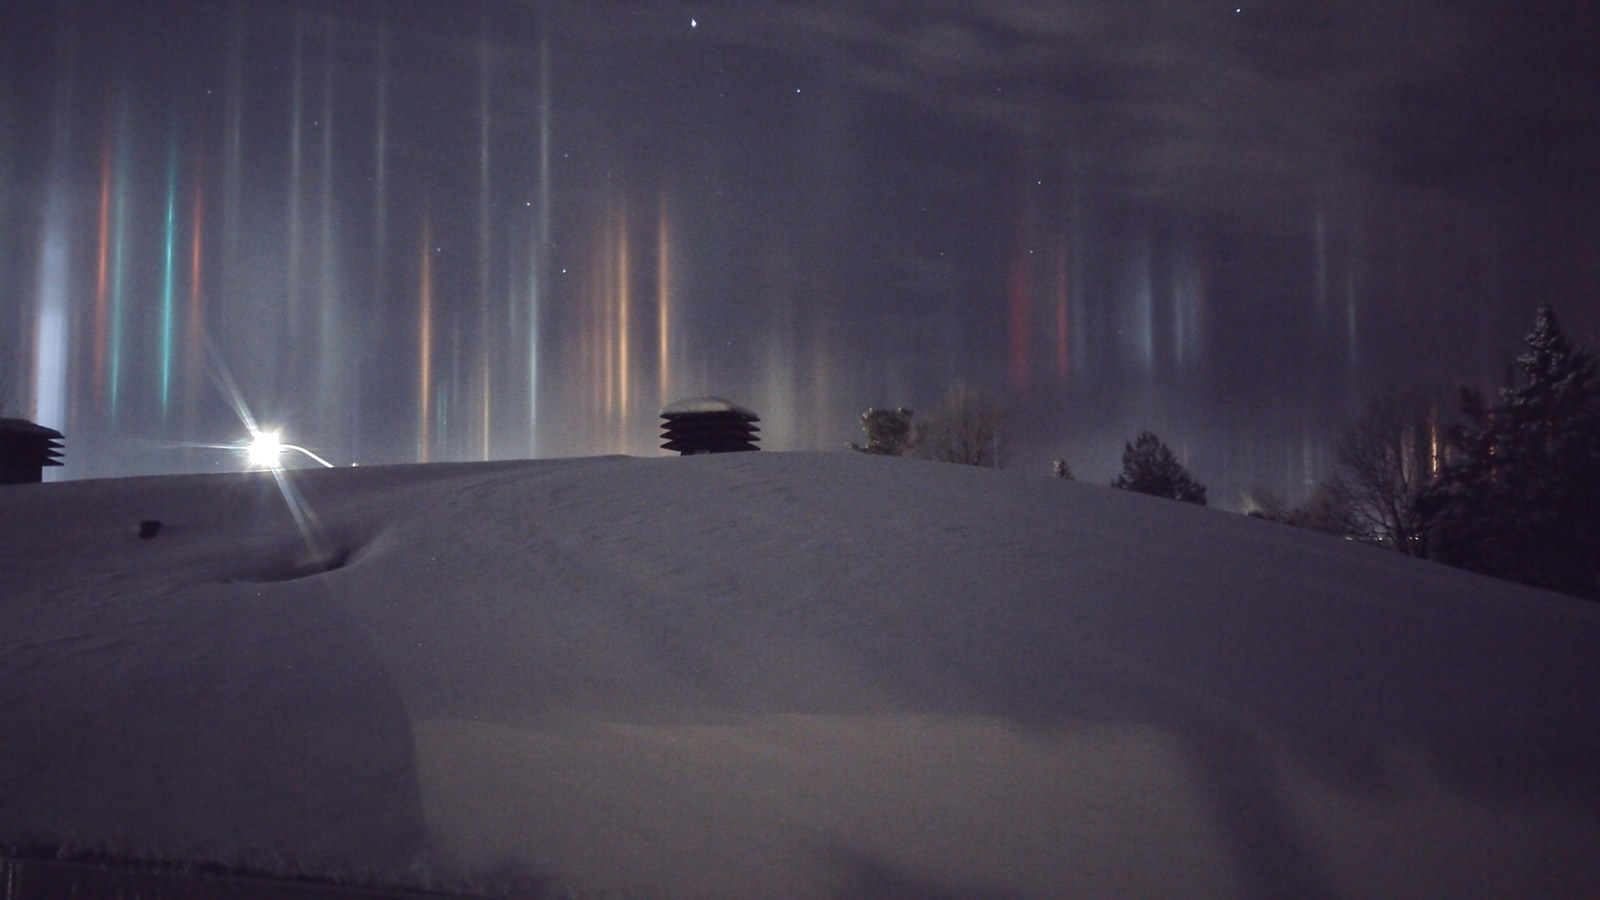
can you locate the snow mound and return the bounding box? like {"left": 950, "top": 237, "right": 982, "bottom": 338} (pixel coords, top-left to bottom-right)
{"left": 3, "top": 452, "right": 1598, "bottom": 898}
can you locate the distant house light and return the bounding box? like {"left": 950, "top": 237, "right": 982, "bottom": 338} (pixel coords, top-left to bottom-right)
{"left": 660, "top": 397, "right": 761, "bottom": 455}
{"left": 0, "top": 419, "right": 65, "bottom": 485}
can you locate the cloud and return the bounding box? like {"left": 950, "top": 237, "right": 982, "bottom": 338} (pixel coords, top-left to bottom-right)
{"left": 659, "top": 0, "right": 1575, "bottom": 226}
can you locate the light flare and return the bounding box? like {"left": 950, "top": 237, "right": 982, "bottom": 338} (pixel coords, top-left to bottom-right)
{"left": 204, "top": 336, "right": 332, "bottom": 562}
{"left": 247, "top": 428, "right": 283, "bottom": 467}
{"left": 246, "top": 427, "right": 335, "bottom": 470}
{"left": 159, "top": 136, "right": 178, "bottom": 418}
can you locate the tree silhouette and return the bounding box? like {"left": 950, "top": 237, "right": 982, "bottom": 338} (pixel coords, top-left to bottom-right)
{"left": 1111, "top": 431, "right": 1207, "bottom": 505}
{"left": 1419, "top": 305, "right": 1600, "bottom": 597}
{"left": 915, "top": 383, "right": 1002, "bottom": 468}
{"left": 1324, "top": 391, "right": 1444, "bottom": 554}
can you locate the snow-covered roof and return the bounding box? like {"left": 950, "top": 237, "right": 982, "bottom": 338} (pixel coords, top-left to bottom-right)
{"left": 658, "top": 396, "right": 759, "bottom": 420}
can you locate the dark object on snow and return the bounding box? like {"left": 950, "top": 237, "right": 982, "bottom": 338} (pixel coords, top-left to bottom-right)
{"left": 139, "top": 520, "right": 163, "bottom": 539}
{"left": 660, "top": 398, "right": 761, "bottom": 455}
{"left": 0, "top": 418, "right": 64, "bottom": 484}
{"left": 0, "top": 847, "right": 515, "bottom": 899}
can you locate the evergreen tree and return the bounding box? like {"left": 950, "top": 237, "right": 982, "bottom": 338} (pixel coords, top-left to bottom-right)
{"left": 1418, "top": 305, "right": 1600, "bottom": 598}
{"left": 1111, "top": 431, "right": 1207, "bottom": 505}
{"left": 848, "top": 407, "right": 915, "bottom": 456}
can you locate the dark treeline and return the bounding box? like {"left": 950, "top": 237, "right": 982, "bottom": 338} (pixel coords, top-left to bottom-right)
{"left": 1257, "top": 305, "right": 1600, "bottom": 600}
{"left": 844, "top": 304, "right": 1593, "bottom": 598}
{"left": 849, "top": 308, "right": 1598, "bottom": 599}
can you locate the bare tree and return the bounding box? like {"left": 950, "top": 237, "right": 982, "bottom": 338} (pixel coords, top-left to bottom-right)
{"left": 1292, "top": 481, "right": 1366, "bottom": 537}
{"left": 915, "top": 382, "right": 1003, "bottom": 467}
{"left": 1326, "top": 391, "right": 1444, "bottom": 554}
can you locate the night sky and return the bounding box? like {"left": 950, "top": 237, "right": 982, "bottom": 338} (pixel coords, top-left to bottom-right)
{"left": 3, "top": 0, "right": 1598, "bottom": 504}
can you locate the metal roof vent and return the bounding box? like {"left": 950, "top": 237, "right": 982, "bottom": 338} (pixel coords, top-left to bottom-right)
{"left": 659, "top": 398, "right": 761, "bottom": 455}
{"left": 0, "top": 419, "right": 64, "bottom": 485}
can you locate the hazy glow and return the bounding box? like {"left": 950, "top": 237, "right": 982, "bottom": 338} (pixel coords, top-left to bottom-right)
{"left": 1052, "top": 237, "right": 1069, "bottom": 382}
{"left": 93, "top": 124, "right": 111, "bottom": 404}
{"left": 32, "top": 194, "right": 70, "bottom": 431}
{"left": 1172, "top": 246, "right": 1203, "bottom": 370}
{"left": 618, "top": 200, "right": 632, "bottom": 444}
{"left": 419, "top": 216, "right": 434, "bottom": 463}
{"left": 478, "top": 26, "right": 494, "bottom": 461}
{"left": 187, "top": 181, "right": 205, "bottom": 428}
{"left": 657, "top": 190, "right": 672, "bottom": 406}
{"left": 315, "top": 16, "right": 341, "bottom": 437}
{"left": 528, "top": 26, "right": 551, "bottom": 458}
{"left": 1132, "top": 238, "right": 1155, "bottom": 371}
{"left": 1007, "top": 246, "right": 1032, "bottom": 389}
{"left": 109, "top": 107, "right": 130, "bottom": 417}
{"left": 287, "top": 13, "right": 305, "bottom": 337}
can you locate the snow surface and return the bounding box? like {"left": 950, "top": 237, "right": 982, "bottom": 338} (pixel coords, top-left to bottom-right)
{"left": 3, "top": 451, "right": 1599, "bottom": 898}
{"left": 659, "top": 396, "right": 760, "bottom": 419}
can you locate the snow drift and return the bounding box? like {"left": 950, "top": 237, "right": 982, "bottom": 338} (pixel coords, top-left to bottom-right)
{"left": 3, "top": 451, "right": 1598, "bottom": 898}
